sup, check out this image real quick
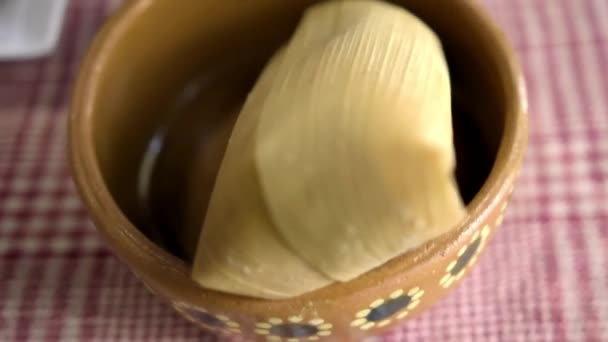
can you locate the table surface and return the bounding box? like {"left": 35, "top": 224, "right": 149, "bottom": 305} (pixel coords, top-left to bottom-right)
{"left": 1, "top": 0, "right": 607, "bottom": 341}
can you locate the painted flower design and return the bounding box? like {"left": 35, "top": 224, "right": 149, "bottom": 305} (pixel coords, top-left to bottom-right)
{"left": 255, "top": 316, "right": 332, "bottom": 341}
{"left": 439, "top": 224, "right": 490, "bottom": 288}
{"left": 350, "top": 286, "right": 424, "bottom": 330}
{"left": 175, "top": 304, "right": 241, "bottom": 334}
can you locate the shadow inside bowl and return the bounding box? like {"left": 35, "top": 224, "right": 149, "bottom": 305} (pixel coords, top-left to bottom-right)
{"left": 91, "top": 0, "right": 505, "bottom": 263}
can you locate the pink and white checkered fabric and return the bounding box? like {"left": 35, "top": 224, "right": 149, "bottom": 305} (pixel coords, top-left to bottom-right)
{"left": 1, "top": 0, "right": 607, "bottom": 341}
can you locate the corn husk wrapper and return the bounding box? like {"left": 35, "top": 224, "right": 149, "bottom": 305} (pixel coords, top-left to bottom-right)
{"left": 192, "top": 0, "right": 465, "bottom": 299}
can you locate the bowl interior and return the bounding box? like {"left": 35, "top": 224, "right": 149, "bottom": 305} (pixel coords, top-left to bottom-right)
{"left": 87, "top": 0, "right": 506, "bottom": 263}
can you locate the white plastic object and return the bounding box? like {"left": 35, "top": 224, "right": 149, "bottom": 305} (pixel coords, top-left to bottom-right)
{"left": 0, "top": 0, "right": 68, "bottom": 60}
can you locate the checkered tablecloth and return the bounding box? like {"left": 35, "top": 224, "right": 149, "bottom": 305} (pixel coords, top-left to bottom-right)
{"left": 1, "top": 0, "right": 607, "bottom": 341}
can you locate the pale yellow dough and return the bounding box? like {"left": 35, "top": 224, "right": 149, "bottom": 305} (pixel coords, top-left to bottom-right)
{"left": 192, "top": 0, "right": 466, "bottom": 298}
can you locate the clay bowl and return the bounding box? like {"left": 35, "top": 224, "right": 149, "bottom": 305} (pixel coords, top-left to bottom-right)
{"left": 69, "top": 0, "right": 527, "bottom": 340}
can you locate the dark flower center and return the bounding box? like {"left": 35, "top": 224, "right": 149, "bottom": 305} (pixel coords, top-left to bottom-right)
{"left": 269, "top": 324, "right": 319, "bottom": 338}
{"left": 189, "top": 311, "right": 226, "bottom": 328}
{"left": 451, "top": 237, "right": 482, "bottom": 275}
{"left": 367, "top": 295, "right": 412, "bottom": 322}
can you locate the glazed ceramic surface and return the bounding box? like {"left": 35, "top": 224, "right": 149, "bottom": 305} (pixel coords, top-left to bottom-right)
{"left": 69, "top": 0, "right": 527, "bottom": 340}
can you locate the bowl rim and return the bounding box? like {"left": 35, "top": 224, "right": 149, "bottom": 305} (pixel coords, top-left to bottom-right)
{"left": 69, "top": 0, "right": 528, "bottom": 307}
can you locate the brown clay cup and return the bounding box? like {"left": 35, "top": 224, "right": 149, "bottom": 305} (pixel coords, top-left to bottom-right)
{"left": 69, "top": 0, "right": 528, "bottom": 340}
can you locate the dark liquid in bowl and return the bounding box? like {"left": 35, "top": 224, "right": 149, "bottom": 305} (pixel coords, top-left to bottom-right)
{"left": 132, "top": 55, "right": 497, "bottom": 262}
